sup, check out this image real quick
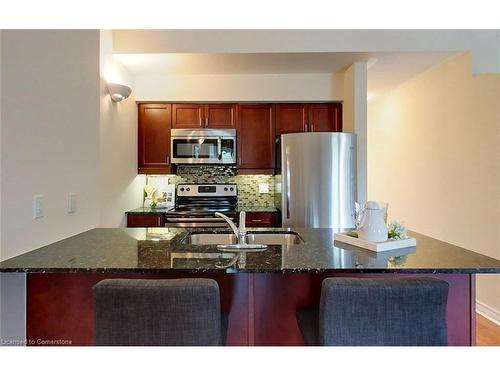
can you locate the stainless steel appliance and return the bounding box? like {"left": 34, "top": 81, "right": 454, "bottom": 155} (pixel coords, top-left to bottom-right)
{"left": 279, "top": 132, "right": 357, "bottom": 229}
{"left": 165, "top": 183, "right": 238, "bottom": 227}
{"left": 170, "top": 129, "right": 237, "bottom": 164}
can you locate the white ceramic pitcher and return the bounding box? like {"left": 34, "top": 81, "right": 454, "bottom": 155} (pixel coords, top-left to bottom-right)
{"left": 357, "top": 201, "right": 388, "bottom": 242}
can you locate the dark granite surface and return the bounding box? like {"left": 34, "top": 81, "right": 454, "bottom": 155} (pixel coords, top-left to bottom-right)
{"left": 126, "top": 206, "right": 278, "bottom": 214}
{"left": 237, "top": 206, "right": 278, "bottom": 213}
{"left": 126, "top": 207, "right": 172, "bottom": 214}
{"left": 1, "top": 228, "right": 499, "bottom": 274}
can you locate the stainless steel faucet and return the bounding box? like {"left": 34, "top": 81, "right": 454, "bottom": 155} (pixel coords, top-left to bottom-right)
{"left": 215, "top": 211, "right": 247, "bottom": 244}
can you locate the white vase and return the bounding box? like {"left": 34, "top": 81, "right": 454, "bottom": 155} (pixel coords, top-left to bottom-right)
{"left": 357, "top": 201, "right": 388, "bottom": 242}
{"left": 144, "top": 197, "right": 154, "bottom": 208}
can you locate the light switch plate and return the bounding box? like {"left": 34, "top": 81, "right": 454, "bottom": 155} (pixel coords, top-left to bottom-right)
{"left": 33, "top": 195, "right": 44, "bottom": 219}
{"left": 67, "top": 193, "right": 77, "bottom": 214}
{"left": 258, "top": 183, "right": 269, "bottom": 194}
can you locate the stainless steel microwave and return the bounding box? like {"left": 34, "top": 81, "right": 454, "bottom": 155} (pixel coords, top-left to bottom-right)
{"left": 170, "top": 129, "right": 237, "bottom": 164}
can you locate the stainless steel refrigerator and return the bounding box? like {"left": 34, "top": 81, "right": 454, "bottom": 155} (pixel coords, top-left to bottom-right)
{"left": 278, "top": 132, "right": 357, "bottom": 229}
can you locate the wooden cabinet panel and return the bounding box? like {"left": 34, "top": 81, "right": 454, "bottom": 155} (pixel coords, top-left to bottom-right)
{"left": 237, "top": 104, "right": 275, "bottom": 170}
{"left": 309, "top": 103, "right": 342, "bottom": 132}
{"left": 206, "top": 104, "right": 236, "bottom": 128}
{"left": 172, "top": 104, "right": 204, "bottom": 128}
{"left": 138, "top": 104, "right": 171, "bottom": 174}
{"left": 127, "top": 214, "right": 165, "bottom": 228}
{"left": 275, "top": 104, "right": 308, "bottom": 135}
{"left": 245, "top": 212, "right": 277, "bottom": 227}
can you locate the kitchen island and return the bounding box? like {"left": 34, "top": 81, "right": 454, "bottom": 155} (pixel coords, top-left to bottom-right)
{"left": 1, "top": 227, "right": 500, "bottom": 346}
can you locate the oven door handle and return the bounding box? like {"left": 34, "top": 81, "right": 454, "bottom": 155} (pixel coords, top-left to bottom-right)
{"left": 217, "top": 137, "right": 222, "bottom": 160}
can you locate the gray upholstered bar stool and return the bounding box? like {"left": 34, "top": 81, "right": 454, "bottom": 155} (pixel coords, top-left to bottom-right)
{"left": 93, "top": 278, "right": 227, "bottom": 346}
{"left": 297, "top": 277, "right": 449, "bottom": 346}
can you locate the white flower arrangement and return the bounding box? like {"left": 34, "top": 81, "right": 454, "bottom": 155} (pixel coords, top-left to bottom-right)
{"left": 388, "top": 221, "right": 408, "bottom": 240}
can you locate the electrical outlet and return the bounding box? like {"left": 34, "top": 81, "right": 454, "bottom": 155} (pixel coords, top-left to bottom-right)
{"left": 258, "top": 183, "right": 269, "bottom": 194}
{"left": 33, "top": 195, "right": 44, "bottom": 219}
{"left": 68, "top": 193, "right": 77, "bottom": 214}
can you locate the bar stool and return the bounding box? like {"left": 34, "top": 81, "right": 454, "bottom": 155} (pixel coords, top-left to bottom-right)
{"left": 297, "top": 277, "right": 449, "bottom": 346}
{"left": 93, "top": 278, "right": 227, "bottom": 345}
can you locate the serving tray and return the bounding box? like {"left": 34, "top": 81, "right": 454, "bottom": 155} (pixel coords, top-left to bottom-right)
{"left": 334, "top": 232, "right": 417, "bottom": 252}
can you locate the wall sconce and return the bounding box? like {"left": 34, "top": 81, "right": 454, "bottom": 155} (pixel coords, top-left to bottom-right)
{"left": 107, "top": 83, "right": 132, "bottom": 102}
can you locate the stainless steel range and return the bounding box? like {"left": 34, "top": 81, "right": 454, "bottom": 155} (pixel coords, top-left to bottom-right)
{"left": 165, "top": 183, "right": 238, "bottom": 227}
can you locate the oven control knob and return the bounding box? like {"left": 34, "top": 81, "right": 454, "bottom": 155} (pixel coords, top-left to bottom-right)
{"left": 180, "top": 187, "right": 185, "bottom": 192}
{"left": 186, "top": 187, "right": 191, "bottom": 192}
{"left": 224, "top": 187, "right": 228, "bottom": 191}
{"left": 230, "top": 187, "right": 234, "bottom": 191}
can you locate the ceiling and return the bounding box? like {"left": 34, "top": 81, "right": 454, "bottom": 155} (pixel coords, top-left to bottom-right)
{"left": 114, "top": 51, "right": 457, "bottom": 97}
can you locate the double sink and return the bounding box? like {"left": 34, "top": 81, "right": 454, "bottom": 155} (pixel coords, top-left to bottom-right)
{"left": 183, "top": 232, "right": 304, "bottom": 246}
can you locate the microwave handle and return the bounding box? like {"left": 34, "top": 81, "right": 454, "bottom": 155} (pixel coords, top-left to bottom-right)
{"left": 217, "top": 137, "right": 222, "bottom": 160}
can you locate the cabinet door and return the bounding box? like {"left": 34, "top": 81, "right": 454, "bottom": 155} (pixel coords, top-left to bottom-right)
{"left": 309, "top": 103, "right": 343, "bottom": 132}
{"left": 127, "top": 214, "right": 164, "bottom": 227}
{"left": 138, "top": 104, "right": 171, "bottom": 174}
{"left": 275, "top": 104, "right": 308, "bottom": 135}
{"left": 237, "top": 104, "right": 275, "bottom": 170}
{"left": 206, "top": 104, "right": 236, "bottom": 128}
{"left": 245, "top": 212, "right": 277, "bottom": 227}
{"left": 172, "top": 104, "right": 204, "bottom": 128}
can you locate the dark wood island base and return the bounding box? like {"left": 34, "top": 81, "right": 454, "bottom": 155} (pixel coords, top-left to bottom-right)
{"left": 26, "top": 272, "right": 476, "bottom": 346}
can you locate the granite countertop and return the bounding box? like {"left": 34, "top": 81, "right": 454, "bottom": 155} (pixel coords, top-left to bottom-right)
{"left": 237, "top": 206, "right": 278, "bottom": 213}
{"left": 126, "top": 207, "right": 172, "bottom": 214}
{"left": 1, "top": 228, "right": 500, "bottom": 274}
{"left": 126, "top": 207, "right": 279, "bottom": 214}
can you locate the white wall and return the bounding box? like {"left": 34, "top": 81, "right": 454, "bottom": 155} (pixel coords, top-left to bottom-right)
{"left": 368, "top": 53, "right": 500, "bottom": 318}
{"left": 134, "top": 73, "right": 344, "bottom": 102}
{"left": 0, "top": 31, "right": 3, "bottom": 256}
{"left": 99, "top": 30, "right": 144, "bottom": 227}
{"left": 344, "top": 62, "right": 368, "bottom": 205}
{"left": 0, "top": 30, "right": 101, "bottom": 260}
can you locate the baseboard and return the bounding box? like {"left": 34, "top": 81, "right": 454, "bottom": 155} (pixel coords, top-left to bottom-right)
{"left": 476, "top": 300, "right": 500, "bottom": 326}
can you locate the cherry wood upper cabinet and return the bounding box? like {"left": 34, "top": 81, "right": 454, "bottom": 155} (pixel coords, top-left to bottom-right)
{"left": 275, "top": 104, "right": 308, "bottom": 135}
{"left": 206, "top": 104, "right": 236, "bottom": 128}
{"left": 138, "top": 104, "right": 172, "bottom": 174}
{"left": 275, "top": 103, "right": 343, "bottom": 136}
{"left": 171, "top": 104, "right": 204, "bottom": 128}
{"left": 309, "top": 103, "right": 342, "bottom": 132}
{"left": 172, "top": 103, "right": 236, "bottom": 129}
{"left": 237, "top": 104, "right": 275, "bottom": 171}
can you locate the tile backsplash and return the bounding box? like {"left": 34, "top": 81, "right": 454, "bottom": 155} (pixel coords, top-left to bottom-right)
{"left": 146, "top": 166, "right": 276, "bottom": 208}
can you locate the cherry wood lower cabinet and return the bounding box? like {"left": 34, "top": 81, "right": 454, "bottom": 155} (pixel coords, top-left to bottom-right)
{"left": 245, "top": 212, "right": 278, "bottom": 227}
{"left": 26, "top": 272, "right": 475, "bottom": 346}
{"left": 126, "top": 213, "right": 164, "bottom": 227}
{"left": 26, "top": 273, "right": 251, "bottom": 346}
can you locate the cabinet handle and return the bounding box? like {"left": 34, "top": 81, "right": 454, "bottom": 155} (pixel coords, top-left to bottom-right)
{"left": 199, "top": 117, "right": 202, "bottom": 126}
{"left": 205, "top": 117, "right": 209, "bottom": 127}
{"left": 251, "top": 219, "right": 262, "bottom": 222}
{"left": 166, "top": 156, "right": 170, "bottom": 165}
{"left": 238, "top": 157, "right": 242, "bottom": 166}
{"left": 157, "top": 216, "right": 161, "bottom": 226}
{"left": 310, "top": 123, "right": 314, "bottom": 132}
